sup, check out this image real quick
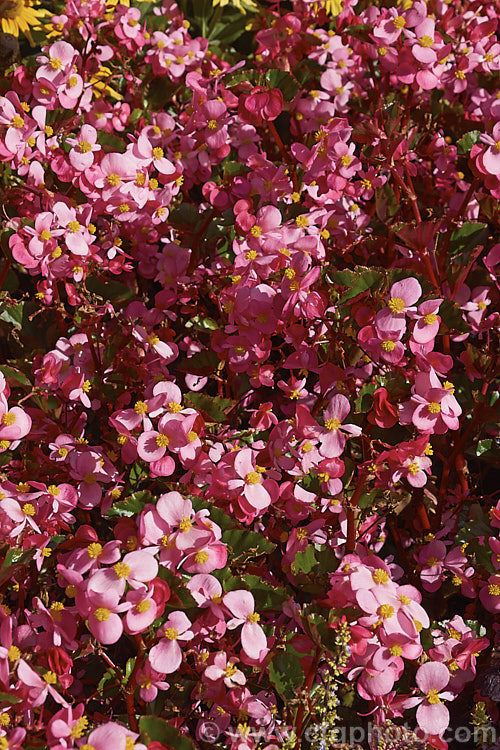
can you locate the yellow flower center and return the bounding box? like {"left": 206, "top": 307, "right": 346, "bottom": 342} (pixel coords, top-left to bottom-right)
{"left": 70, "top": 716, "right": 89, "bottom": 739}
{"left": 107, "top": 173, "right": 121, "bottom": 186}
{"left": 187, "top": 431, "right": 198, "bottom": 443}
{"left": 324, "top": 417, "right": 341, "bottom": 431}
{"left": 419, "top": 35, "right": 433, "bottom": 47}
{"left": 68, "top": 220, "right": 81, "bottom": 233}
{"left": 153, "top": 147, "right": 164, "bottom": 159}
{"left": 424, "top": 313, "right": 437, "bottom": 325}
{"left": 248, "top": 612, "right": 260, "bottom": 623}
{"left": 426, "top": 556, "right": 439, "bottom": 566}
{"left": 136, "top": 600, "right": 151, "bottom": 613}
{"left": 295, "top": 215, "right": 309, "bottom": 227}
{"left": 113, "top": 562, "right": 130, "bottom": 579}
{"left": 50, "top": 57, "right": 62, "bottom": 69}
{"left": 378, "top": 604, "right": 394, "bottom": 619}
{"left": 407, "top": 462, "right": 420, "bottom": 475}
{"left": 50, "top": 602, "right": 64, "bottom": 621}
{"left": 381, "top": 340, "right": 396, "bottom": 352}
{"left": 83, "top": 472, "right": 96, "bottom": 484}
{"left": 426, "top": 689, "right": 441, "bottom": 704}
{"left": 0, "top": 440, "right": 10, "bottom": 450}
{"left": 195, "top": 550, "right": 209, "bottom": 564}
{"left": 340, "top": 154, "right": 352, "bottom": 166}
{"left": 87, "top": 542, "right": 102, "bottom": 558}
{"left": 393, "top": 15, "right": 406, "bottom": 28}
{"left": 389, "top": 645, "right": 403, "bottom": 657}
{"left": 245, "top": 249, "right": 258, "bottom": 260}
{"left": 207, "top": 119, "right": 218, "bottom": 130}
{"left": 488, "top": 584, "right": 500, "bottom": 596}
{"left": 225, "top": 664, "right": 238, "bottom": 677}
{"left": 40, "top": 229, "right": 52, "bottom": 241}
{"left": 428, "top": 402, "right": 441, "bottom": 414}
{"left": 94, "top": 607, "right": 110, "bottom": 621}
{"left": 43, "top": 671, "right": 57, "bottom": 684}
{"left": 156, "top": 434, "right": 170, "bottom": 447}
{"left": 134, "top": 400, "right": 148, "bottom": 415}
{"left": 179, "top": 517, "right": 192, "bottom": 532}
{"left": 245, "top": 471, "right": 261, "bottom": 485}
{"left": 22, "top": 503, "right": 35, "bottom": 516}
{"left": 2, "top": 412, "right": 15, "bottom": 425}
{"left": 388, "top": 297, "right": 405, "bottom": 313}
{"left": 8, "top": 645, "right": 20, "bottom": 661}
{"left": 11, "top": 115, "right": 24, "bottom": 128}
{"left": 164, "top": 627, "right": 179, "bottom": 640}
{"left": 372, "top": 569, "right": 390, "bottom": 585}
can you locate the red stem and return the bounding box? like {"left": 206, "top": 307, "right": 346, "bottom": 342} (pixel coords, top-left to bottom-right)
{"left": 346, "top": 471, "right": 368, "bottom": 553}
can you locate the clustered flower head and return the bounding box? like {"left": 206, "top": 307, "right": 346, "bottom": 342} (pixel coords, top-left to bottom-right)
{"left": 0, "top": 0, "right": 498, "bottom": 747}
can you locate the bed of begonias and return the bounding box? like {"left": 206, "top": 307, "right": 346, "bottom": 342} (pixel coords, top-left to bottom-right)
{"left": 0, "top": 0, "right": 499, "bottom": 748}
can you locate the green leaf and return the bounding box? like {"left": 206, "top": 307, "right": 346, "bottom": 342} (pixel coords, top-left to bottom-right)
{"left": 190, "top": 496, "right": 235, "bottom": 530}
{"left": 293, "top": 546, "right": 317, "bottom": 574}
{"left": 176, "top": 350, "right": 220, "bottom": 375}
{"left": 140, "top": 715, "right": 197, "bottom": 750}
{"left": 265, "top": 70, "right": 299, "bottom": 101}
{"left": 268, "top": 652, "right": 304, "bottom": 701}
{"left": 222, "top": 528, "right": 276, "bottom": 562}
{"left": 0, "top": 300, "right": 37, "bottom": 329}
{"left": 106, "top": 491, "right": 152, "bottom": 518}
{"left": 333, "top": 268, "right": 383, "bottom": 305}
{"left": 242, "top": 574, "right": 289, "bottom": 609}
{"left": 457, "top": 131, "right": 481, "bottom": 155}
{"left": 355, "top": 383, "right": 376, "bottom": 412}
{"left": 0, "top": 365, "right": 31, "bottom": 386}
{"left": 85, "top": 276, "right": 135, "bottom": 303}
{"left": 184, "top": 392, "right": 235, "bottom": 422}
{"left": 439, "top": 298, "right": 469, "bottom": 333}
{"left": 0, "top": 691, "right": 20, "bottom": 705}
{"left": 448, "top": 222, "right": 488, "bottom": 258}
{"left": 357, "top": 490, "right": 380, "bottom": 509}
{"left": 1, "top": 547, "right": 35, "bottom": 568}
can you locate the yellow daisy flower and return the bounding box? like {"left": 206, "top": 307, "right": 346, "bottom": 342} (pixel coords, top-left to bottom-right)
{"left": 0, "top": 0, "right": 47, "bottom": 45}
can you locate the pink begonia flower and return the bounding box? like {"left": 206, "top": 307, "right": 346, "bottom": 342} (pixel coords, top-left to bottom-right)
{"left": 393, "top": 453, "right": 432, "bottom": 488}
{"left": 223, "top": 590, "right": 267, "bottom": 661}
{"left": 136, "top": 663, "right": 169, "bottom": 702}
{"left": 479, "top": 575, "right": 500, "bottom": 613}
{"left": 479, "top": 122, "right": 500, "bottom": 175}
{"left": 411, "top": 299, "right": 442, "bottom": 344}
{"left": 0, "top": 494, "right": 41, "bottom": 536}
{"left": 137, "top": 413, "right": 187, "bottom": 466}
{"left": 123, "top": 586, "right": 158, "bottom": 635}
{"left": 66, "top": 124, "right": 101, "bottom": 171}
{"left": 148, "top": 611, "right": 194, "bottom": 674}
{"left": 47, "top": 703, "right": 87, "bottom": 746}
{"left": 80, "top": 723, "right": 146, "bottom": 750}
{"left": 386, "top": 277, "right": 422, "bottom": 317}
{"left": 410, "top": 662, "right": 455, "bottom": 736}
{"left": 204, "top": 653, "right": 246, "bottom": 688}
{"left": 84, "top": 587, "right": 130, "bottom": 645}
{"left": 227, "top": 448, "right": 272, "bottom": 512}
{"left": 86, "top": 549, "right": 159, "bottom": 597}
{"left": 17, "top": 659, "right": 69, "bottom": 707}
{"left": 319, "top": 394, "right": 361, "bottom": 458}
{"left": 182, "top": 540, "right": 228, "bottom": 574}
{"left": 0, "top": 396, "right": 31, "bottom": 444}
